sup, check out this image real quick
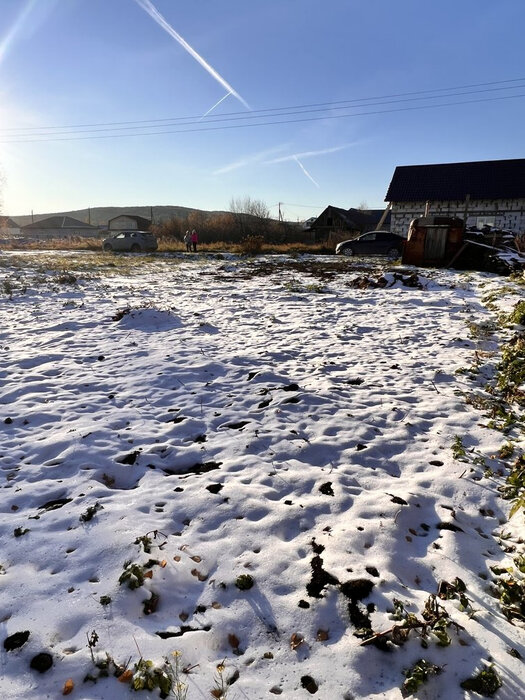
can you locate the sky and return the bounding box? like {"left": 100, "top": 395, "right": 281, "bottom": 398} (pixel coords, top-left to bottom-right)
{"left": 1, "top": 0, "right": 525, "bottom": 222}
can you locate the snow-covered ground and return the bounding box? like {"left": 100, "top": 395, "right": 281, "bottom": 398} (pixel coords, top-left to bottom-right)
{"left": 0, "top": 252, "right": 523, "bottom": 699}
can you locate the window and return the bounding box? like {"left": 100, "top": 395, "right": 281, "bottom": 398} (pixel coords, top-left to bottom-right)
{"left": 476, "top": 217, "right": 495, "bottom": 228}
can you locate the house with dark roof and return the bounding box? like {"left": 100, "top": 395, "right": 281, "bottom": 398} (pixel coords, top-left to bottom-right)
{"left": 108, "top": 214, "right": 151, "bottom": 231}
{"left": 0, "top": 216, "right": 20, "bottom": 238}
{"left": 21, "top": 216, "right": 99, "bottom": 239}
{"left": 385, "top": 158, "right": 525, "bottom": 236}
{"left": 311, "top": 205, "right": 390, "bottom": 240}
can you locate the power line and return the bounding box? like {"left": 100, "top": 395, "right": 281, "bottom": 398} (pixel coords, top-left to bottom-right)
{"left": 3, "top": 82, "right": 525, "bottom": 139}
{"left": 270, "top": 202, "right": 325, "bottom": 209}
{"left": 2, "top": 76, "right": 524, "bottom": 134}
{"left": 2, "top": 91, "right": 525, "bottom": 144}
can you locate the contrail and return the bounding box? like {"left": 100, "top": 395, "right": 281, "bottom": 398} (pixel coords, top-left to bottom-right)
{"left": 264, "top": 144, "right": 352, "bottom": 188}
{"left": 0, "top": 0, "right": 38, "bottom": 67}
{"left": 293, "top": 156, "right": 320, "bottom": 188}
{"left": 265, "top": 144, "right": 351, "bottom": 164}
{"left": 134, "top": 0, "right": 250, "bottom": 110}
{"left": 214, "top": 144, "right": 290, "bottom": 175}
{"left": 200, "top": 91, "right": 232, "bottom": 120}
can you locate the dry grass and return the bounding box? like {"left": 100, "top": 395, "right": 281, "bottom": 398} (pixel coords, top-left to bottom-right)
{"left": 1, "top": 237, "right": 102, "bottom": 251}
{"left": 4, "top": 237, "right": 333, "bottom": 255}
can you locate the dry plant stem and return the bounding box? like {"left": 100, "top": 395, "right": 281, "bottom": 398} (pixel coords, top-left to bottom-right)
{"left": 359, "top": 613, "right": 450, "bottom": 647}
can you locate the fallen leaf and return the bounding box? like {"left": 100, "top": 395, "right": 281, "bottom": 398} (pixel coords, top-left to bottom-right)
{"left": 191, "top": 568, "right": 208, "bottom": 581}
{"left": 62, "top": 679, "right": 74, "bottom": 695}
{"left": 160, "top": 560, "right": 167, "bottom": 568}
{"left": 118, "top": 669, "right": 133, "bottom": 683}
{"left": 191, "top": 555, "right": 202, "bottom": 563}
{"left": 228, "top": 634, "right": 240, "bottom": 649}
{"left": 290, "top": 633, "right": 304, "bottom": 650}
{"left": 144, "top": 570, "right": 153, "bottom": 579}
{"left": 316, "top": 629, "right": 329, "bottom": 641}
{"left": 143, "top": 592, "right": 159, "bottom": 615}
{"left": 212, "top": 601, "right": 222, "bottom": 609}
{"left": 174, "top": 555, "right": 181, "bottom": 562}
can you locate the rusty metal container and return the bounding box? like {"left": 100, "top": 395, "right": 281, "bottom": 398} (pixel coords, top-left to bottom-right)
{"left": 402, "top": 216, "right": 464, "bottom": 266}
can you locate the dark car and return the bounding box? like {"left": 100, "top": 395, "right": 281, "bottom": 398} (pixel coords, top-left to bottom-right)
{"left": 335, "top": 230, "right": 404, "bottom": 258}
{"left": 102, "top": 230, "right": 158, "bottom": 253}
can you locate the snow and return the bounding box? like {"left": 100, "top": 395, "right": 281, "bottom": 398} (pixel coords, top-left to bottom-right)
{"left": 0, "top": 252, "right": 524, "bottom": 699}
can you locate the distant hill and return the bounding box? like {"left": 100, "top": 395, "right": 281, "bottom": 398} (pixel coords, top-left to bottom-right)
{"left": 12, "top": 205, "right": 229, "bottom": 228}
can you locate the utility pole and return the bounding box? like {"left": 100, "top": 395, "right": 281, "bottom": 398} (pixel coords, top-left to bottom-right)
{"left": 376, "top": 202, "right": 391, "bottom": 230}
{"left": 88, "top": 207, "right": 91, "bottom": 225}
{"left": 278, "top": 202, "right": 284, "bottom": 222}
{"left": 462, "top": 194, "right": 470, "bottom": 233}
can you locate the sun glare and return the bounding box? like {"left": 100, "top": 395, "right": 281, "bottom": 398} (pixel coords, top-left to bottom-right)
{"left": 0, "top": 0, "right": 39, "bottom": 70}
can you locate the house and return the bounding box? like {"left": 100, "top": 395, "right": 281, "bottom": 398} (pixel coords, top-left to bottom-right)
{"left": 311, "top": 206, "right": 391, "bottom": 240}
{"left": 385, "top": 158, "right": 525, "bottom": 237}
{"left": 108, "top": 214, "right": 151, "bottom": 231}
{"left": 0, "top": 216, "right": 20, "bottom": 238}
{"left": 301, "top": 216, "right": 318, "bottom": 230}
{"left": 21, "top": 216, "right": 99, "bottom": 239}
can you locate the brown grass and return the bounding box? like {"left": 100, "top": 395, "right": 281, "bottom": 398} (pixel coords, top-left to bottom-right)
{"left": 4, "top": 237, "right": 333, "bottom": 255}
{"left": 1, "top": 238, "right": 101, "bottom": 251}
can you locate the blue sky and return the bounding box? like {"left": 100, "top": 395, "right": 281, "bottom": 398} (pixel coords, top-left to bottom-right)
{"left": 1, "top": 0, "right": 524, "bottom": 221}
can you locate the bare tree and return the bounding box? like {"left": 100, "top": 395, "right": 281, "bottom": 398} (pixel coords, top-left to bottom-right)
{"left": 229, "top": 196, "right": 271, "bottom": 238}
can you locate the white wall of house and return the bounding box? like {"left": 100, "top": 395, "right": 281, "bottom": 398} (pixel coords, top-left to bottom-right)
{"left": 109, "top": 216, "right": 139, "bottom": 230}
{"left": 390, "top": 198, "right": 525, "bottom": 236}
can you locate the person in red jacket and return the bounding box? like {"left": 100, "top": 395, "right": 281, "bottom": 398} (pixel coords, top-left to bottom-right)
{"left": 191, "top": 229, "right": 198, "bottom": 252}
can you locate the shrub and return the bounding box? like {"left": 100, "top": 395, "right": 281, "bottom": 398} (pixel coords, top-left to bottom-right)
{"left": 237, "top": 236, "right": 265, "bottom": 256}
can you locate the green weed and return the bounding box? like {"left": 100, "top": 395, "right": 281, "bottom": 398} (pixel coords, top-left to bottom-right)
{"left": 506, "top": 299, "right": 525, "bottom": 326}
{"left": 452, "top": 435, "right": 468, "bottom": 461}
{"left": 497, "top": 333, "right": 525, "bottom": 405}
{"left": 402, "top": 659, "right": 441, "bottom": 698}
{"left": 460, "top": 665, "right": 502, "bottom": 696}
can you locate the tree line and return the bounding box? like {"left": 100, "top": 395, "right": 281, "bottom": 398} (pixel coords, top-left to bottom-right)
{"left": 151, "top": 196, "right": 311, "bottom": 244}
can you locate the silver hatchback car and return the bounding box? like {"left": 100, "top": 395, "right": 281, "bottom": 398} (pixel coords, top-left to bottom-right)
{"left": 102, "top": 230, "right": 158, "bottom": 253}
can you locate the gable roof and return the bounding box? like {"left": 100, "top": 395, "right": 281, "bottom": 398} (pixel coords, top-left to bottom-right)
{"left": 314, "top": 205, "right": 390, "bottom": 229}
{"left": 346, "top": 207, "right": 391, "bottom": 228}
{"left": 385, "top": 158, "right": 525, "bottom": 202}
{"left": 0, "top": 216, "right": 19, "bottom": 229}
{"left": 108, "top": 214, "right": 151, "bottom": 229}
{"left": 22, "top": 216, "right": 96, "bottom": 230}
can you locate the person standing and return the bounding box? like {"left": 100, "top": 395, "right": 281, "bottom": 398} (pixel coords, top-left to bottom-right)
{"left": 184, "top": 230, "right": 191, "bottom": 252}
{"left": 191, "top": 229, "right": 198, "bottom": 252}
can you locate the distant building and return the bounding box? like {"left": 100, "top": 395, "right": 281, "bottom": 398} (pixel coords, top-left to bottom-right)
{"left": 311, "top": 206, "right": 390, "bottom": 240}
{"left": 0, "top": 216, "right": 20, "bottom": 238}
{"left": 385, "top": 158, "right": 525, "bottom": 236}
{"left": 108, "top": 214, "right": 151, "bottom": 231}
{"left": 301, "top": 216, "right": 318, "bottom": 230}
{"left": 21, "top": 216, "right": 99, "bottom": 239}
